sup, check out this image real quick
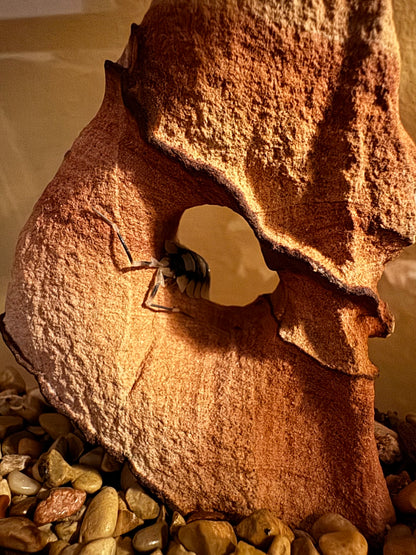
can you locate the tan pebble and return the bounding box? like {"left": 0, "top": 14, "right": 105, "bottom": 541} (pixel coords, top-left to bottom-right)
{"left": 291, "top": 536, "right": 320, "bottom": 555}
{"left": 7, "top": 469, "right": 41, "bottom": 495}
{"left": 113, "top": 503, "right": 144, "bottom": 536}
{"left": 101, "top": 451, "right": 123, "bottom": 473}
{"left": 26, "top": 425, "right": 46, "bottom": 436}
{"left": 151, "top": 550, "right": 164, "bottom": 555}
{"left": 39, "top": 413, "right": 73, "bottom": 439}
{"left": 166, "top": 539, "right": 196, "bottom": 554}
{"left": 2, "top": 430, "right": 36, "bottom": 455}
{"left": 170, "top": 510, "right": 186, "bottom": 535}
{"left": 132, "top": 506, "right": 168, "bottom": 552}
{"left": 15, "top": 391, "right": 47, "bottom": 423}
{"left": 0, "top": 516, "right": 50, "bottom": 552}
{"left": 0, "top": 415, "right": 24, "bottom": 440}
{"left": 374, "top": 421, "right": 402, "bottom": 464}
{"left": 311, "top": 513, "right": 357, "bottom": 541}
{"left": 386, "top": 472, "right": 412, "bottom": 495}
{"left": 61, "top": 543, "right": 83, "bottom": 554}
{"left": 235, "top": 509, "right": 294, "bottom": 550}
{"left": 18, "top": 437, "right": 44, "bottom": 458}
{"left": 38, "top": 521, "right": 58, "bottom": 543}
{"left": 71, "top": 464, "right": 103, "bottom": 493}
{"left": 319, "top": 529, "right": 367, "bottom": 555}
{"left": 80, "top": 536, "right": 117, "bottom": 554}
{"left": 120, "top": 462, "right": 139, "bottom": 491}
{"left": 34, "top": 486, "right": 87, "bottom": 525}
{"left": 62, "top": 503, "right": 87, "bottom": 523}
{"left": 187, "top": 510, "right": 227, "bottom": 523}
{"left": 49, "top": 539, "right": 71, "bottom": 555}
{"left": 9, "top": 495, "right": 37, "bottom": 517}
{"left": 406, "top": 413, "right": 416, "bottom": 426}
{"left": 383, "top": 535, "right": 416, "bottom": 554}
{"left": 0, "top": 494, "right": 9, "bottom": 518}
{"left": 31, "top": 459, "right": 42, "bottom": 482}
{"left": 65, "top": 433, "right": 85, "bottom": 462}
{"left": 55, "top": 520, "right": 79, "bottom": 542}
{"left": 49, "top": 436, "right": 69, "bottom": 457}
{"left": 0, "top": 453, "right": 31, "bottom": 476}
{"left": 0, "top": 477, "right": 11, "bottom": 501}
{"left": 125, "top": 483, "right": 159, "bottom": 520}
{"left": 267, "top": 535, "right": 291, "bottom": 554}
{"left": 79, "top": 486, "right": 119, "bottom": 543}
{"left": 38, "top": 449, "right": 74, "bottom": 487}
{"left": 234, "top": 540, "right": 265, "bottom": 553}
{"left": 392, "top": 480, "right": 416, "bottom": 513}
{"left": 115, "top": 535, "right": 134, "bottom": 555}
{"left": 178, "top": 520, "right": 237, "bottom": 555}
{"left": 386, "top": 524, "right": 413, "bottom": 539}
{"left": 79, "top": 446, "right": 104, "bottom": 469}
{"left": 0, "top": 366, "right": 26, "bottom": 393}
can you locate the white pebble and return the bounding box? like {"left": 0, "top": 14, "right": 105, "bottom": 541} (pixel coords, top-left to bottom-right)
{"left": 7, "top": 470, "right": 41, "bottom": 495}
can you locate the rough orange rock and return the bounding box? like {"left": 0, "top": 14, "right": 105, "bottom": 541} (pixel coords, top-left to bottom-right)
{"left": 2, "top": 0, "right": 416, "bottom": 544}
{"left": 33, "top": 487, "right": 87, "bottom": 525}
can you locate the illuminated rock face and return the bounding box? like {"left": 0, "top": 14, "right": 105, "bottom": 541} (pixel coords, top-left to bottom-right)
{"left": 2, "top": 0, "right": 416, "bottom": 542}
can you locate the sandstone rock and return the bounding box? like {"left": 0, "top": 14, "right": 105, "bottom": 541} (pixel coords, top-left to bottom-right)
{"left": 177, "top": 520, "right": 237, "bottom": 555}
{"left": 2, "top": 0, "right": 414, "bottom": 542}
{"left": 33, "top": 487, "right": 87, "bottom": 525}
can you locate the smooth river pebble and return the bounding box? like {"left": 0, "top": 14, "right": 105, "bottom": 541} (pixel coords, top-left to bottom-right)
{"left": 7, "top": 469, "right": 41, "bottom": 495}
{"left": 177, "top": 519, "right": 237, "bottom": 555}
{"left": 235, "top": 509, "right": 294, "bottom": 550}
{"left": 0, "top": 516, "right": 50, "bottom": 552}
{"left": 79, "top": 486, "right": 119, "bottom": 543}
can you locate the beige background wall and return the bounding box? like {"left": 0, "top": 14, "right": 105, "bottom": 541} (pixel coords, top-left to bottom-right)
{"left": 0, "top": 0, "right": 415, "bottom": 413}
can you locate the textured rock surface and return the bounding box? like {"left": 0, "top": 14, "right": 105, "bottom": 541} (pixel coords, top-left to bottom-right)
{"left": 2, "top": 0, "right": 416, "bottom": 542}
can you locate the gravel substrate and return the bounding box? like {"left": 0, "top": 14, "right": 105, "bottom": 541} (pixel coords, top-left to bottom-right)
{"left": 0, "top": 364, "right": 416, "bottom": 554}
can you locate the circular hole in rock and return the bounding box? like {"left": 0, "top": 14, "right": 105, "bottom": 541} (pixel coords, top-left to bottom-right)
{"left": 176, "top": 205, "right": 279, "bottom": 306}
